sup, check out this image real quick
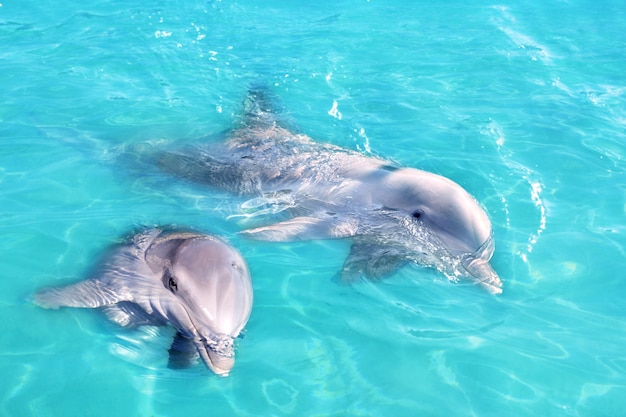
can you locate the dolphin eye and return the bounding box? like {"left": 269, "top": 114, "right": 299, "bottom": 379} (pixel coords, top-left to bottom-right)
{"left": 412, "top": 210, "right": 422, "bottom": 220}
{"left": 164, "top": 271, "right": 178, "bottom": 292}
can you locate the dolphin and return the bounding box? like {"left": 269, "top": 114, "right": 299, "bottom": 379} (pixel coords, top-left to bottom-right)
{"left": 34, "top": 229, "right": 253, "bottom": 376}
{"left": 157, "top": 87, "right": 503, "bottom": 294}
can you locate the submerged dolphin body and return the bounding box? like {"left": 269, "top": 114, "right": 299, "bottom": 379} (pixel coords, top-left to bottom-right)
{"left": 35, "top": 229, "right": 253, "bottom": 376}
{"left": 158, "top": 88, "right": 503, "bottom": 294}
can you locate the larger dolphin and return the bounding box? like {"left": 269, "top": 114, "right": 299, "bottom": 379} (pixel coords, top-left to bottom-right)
{"left": 34, "top": 229, "right": 253, "bottom": 376}
{"left": 158, "top": 87, "right": 502, "bottom": 294}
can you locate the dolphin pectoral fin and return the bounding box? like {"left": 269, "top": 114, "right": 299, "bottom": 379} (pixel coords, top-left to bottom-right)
{"left": 168, "top": 332, "right": 199, "bottom": 369}
{"left": 34, "top": 279, "right": 126, "bottom": 309}
{"left": 340, "top": 244, "right": 408, "bottom": 282}
{"left": 101, "top": 302, "right": 159, "bottom": 328}
{"left": 240, "top": 215, "right": 358, "bottom": 242}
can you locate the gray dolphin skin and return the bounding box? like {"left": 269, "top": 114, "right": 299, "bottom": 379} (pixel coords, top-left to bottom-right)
{"left": 158, "top": 87, "right": 503, "bottom": 294}
{"left": 34, "top": 229, "right": 253, "bottom": 376}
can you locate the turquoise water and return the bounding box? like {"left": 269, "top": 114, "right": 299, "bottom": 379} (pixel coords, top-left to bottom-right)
{"left": 2, "top": 0, "right": 625, "bottom": 415}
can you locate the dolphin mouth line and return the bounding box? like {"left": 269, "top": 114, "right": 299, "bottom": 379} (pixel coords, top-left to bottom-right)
{"left": 459, "top": 234, "right": 503, "bottom": 295}
{"left": 474, "top": 234, "right": 495, "bottom": 263}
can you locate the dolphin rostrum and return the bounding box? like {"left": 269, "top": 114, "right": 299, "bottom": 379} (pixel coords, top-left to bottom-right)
{"left": 157, "top": 87, "right": 503, "bottom": 294}
{"left": 34, "top": 229, "right": 253, "bottom": 376}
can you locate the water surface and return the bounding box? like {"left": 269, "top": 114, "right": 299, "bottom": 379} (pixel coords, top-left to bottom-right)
{"left": 1, "top": 0, "right": 625, "bottom": 416}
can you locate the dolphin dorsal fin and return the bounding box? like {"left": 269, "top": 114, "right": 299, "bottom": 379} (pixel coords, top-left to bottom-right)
{"left": 240, "top": 84, "right": 286, "bottom": 130}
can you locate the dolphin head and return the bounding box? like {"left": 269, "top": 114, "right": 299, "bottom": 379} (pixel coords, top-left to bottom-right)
{"left": 377, "top": 167, "right": 502, "bottom": 294}
{"left": 157, "top": 237, "right": 253, "bottom": 376}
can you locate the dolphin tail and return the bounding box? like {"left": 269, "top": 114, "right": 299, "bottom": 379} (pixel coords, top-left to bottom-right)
{"left": 156, "top": 150, "right": 244, "bottom": 192}
{"left": 156, "top": 151, "right": 214, "bottom": 183}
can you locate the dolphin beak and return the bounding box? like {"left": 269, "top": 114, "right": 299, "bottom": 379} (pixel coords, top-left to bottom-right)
{"left": 206, "top": 350, "right": 235, "bottom": 376}
{"left": 460, "top": 236, "right": 503, "bottom": 295}
{"left": 194, "top": 337, "right": 236, "bottom": 377}
{"left": 462, "top": 257, "right": 502, "bottom": 295}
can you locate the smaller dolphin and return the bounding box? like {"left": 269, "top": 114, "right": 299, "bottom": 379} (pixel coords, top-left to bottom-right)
{"left": 34, "top": 229, "right": 253, "bottom": 376}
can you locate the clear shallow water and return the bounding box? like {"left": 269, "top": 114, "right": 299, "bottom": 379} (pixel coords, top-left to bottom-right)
{"left": 1, "top": 0, "right": 625, "bottom": 416}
